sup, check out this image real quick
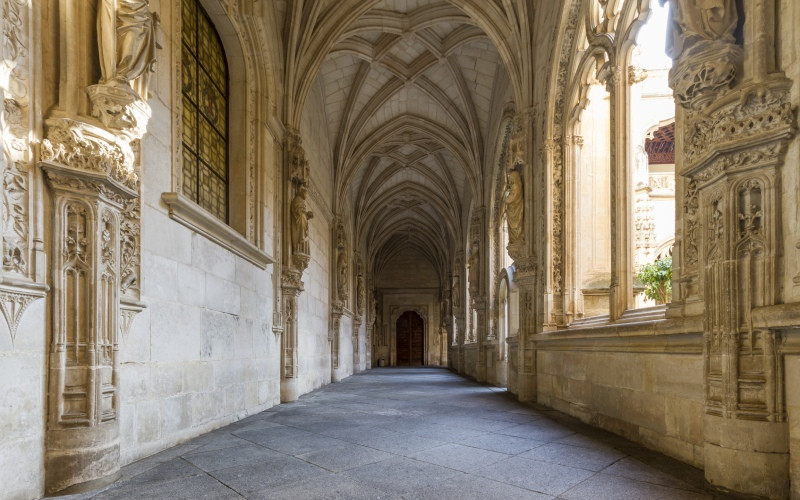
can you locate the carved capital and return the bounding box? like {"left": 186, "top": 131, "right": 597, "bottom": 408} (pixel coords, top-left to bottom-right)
{"left": 41, "top": 118, "right": 139, "bottom": 192}
{"left": 683, "top": 82, "right": 796, "bottom": 179}
{"left": 281, "top": 268, "right": 304, "bottom": 293}
{"left": 669, "top": 42, "right": 742, "bottom": 110}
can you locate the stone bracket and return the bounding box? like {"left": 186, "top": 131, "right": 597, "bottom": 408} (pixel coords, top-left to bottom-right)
{"left": 0, "top": 280, "right": 48, "bottom": 342}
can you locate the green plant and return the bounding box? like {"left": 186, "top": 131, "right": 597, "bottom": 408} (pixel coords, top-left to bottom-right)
{"left": 637, "top": 256, "right": 672, "bottom": 304}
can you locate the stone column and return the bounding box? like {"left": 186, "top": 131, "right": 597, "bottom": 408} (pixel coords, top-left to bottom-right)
{"left": 513, "top": 259, "right": 538, "bottom": 402}
{"left": 352, "top": 315, "right": 362, "bottom": 373}
{"left": 664, "top": 1, "right": 795, "bottom": 496}
{"left": 281, "top": 131, "right": 312, "bottom": 402}
{"left": 507, "top": 109, "right": 538, "bottom": 403}
{"left": 330, "top": 301, "right": 342, "bottom": 376}
{"left": 41, "top": 133, "right": 135, "bottom": 492}
{"left": 281, "top": 269, "right": 302, "bottom": 402}
{"left": 39, "top": 0, "right": 155, "bottom": 488}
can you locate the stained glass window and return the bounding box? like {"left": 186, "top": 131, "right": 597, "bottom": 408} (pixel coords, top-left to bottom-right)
{"left": 182, "top": 0, "right": 228, "bottom": 221}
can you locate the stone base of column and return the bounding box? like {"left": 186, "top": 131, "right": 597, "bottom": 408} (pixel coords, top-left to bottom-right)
{"left": 516, "top": 371, "right": 537, "bottom": 403}
{"left": 281, "top": 378, "right": 300, "bottom": 402}
{"left": 45, "top": 425, "right": 119, "bottom": 495}
{"left": 475, "top": 347, "right": 487, "bottom": 382}
{"left": 703, "top": 414, "right": 789, "bottom": 498}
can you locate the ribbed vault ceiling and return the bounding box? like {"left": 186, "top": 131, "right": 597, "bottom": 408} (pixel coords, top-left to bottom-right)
{"left": 310, "top": 0, "right": 508, "bottom": 279}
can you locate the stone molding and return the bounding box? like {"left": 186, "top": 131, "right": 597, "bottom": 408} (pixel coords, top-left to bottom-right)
{"left": 161, "top": 192, "right": 274, "bottom": 269}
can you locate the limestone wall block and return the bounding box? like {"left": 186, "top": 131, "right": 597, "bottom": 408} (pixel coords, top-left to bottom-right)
{"left": 149, "top": 302, "right": 203, "bottom": 362}
{"left": 664, "top": 396, "right": 703, "bottom": 444}
{"left": 204, "top": 275, "right": 241, "bottom": 315}
{"left": 141, "top": 206, "right": 192, "bottom": 264}
{"left": 142, "top": 251, "right": 179, "bottom": 301}
{"left": 134, "top": 399, "right": 162, "bottom": 446}
{"left": 176, "top": 263, "right": 206, "bottom": 307}
{"left": 192, "top": 236, "right": 236, "bottom": 281}
{"left": 149, "top": 363, "right": 184, "bottom": 398}
{"left": 643, "top": 355, "right": 703, "bottom": 401}
{"left": 182, "top": 362, "right": 214, "bottom": 393}
{"left": 160, "top": 395, "right": 191, "bottom": 436}
{"left": 119, "top": 363, "right": 150, "bottom": 401}
{"left": 201, "top": 310, "right": 238, "bottom": 360}
{"left": 787, "top": 356, "right": 800, "bottom": 499}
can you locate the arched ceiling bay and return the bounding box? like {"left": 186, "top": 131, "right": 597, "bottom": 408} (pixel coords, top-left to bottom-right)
{"left": 307, "top": 0, "right": 511, "bottom": 279}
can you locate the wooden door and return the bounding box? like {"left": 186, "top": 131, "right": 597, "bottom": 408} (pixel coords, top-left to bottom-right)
{"left": 396, "top": 311, "right": 424, "bottom": 366}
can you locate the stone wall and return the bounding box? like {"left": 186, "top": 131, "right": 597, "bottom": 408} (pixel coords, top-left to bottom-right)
{"left": 116, "top": 13, "right": 281, "bottom": 465}
{"left": 0, "top": 301, "right": 46, "bottom": 499}
{"left": 537, "top": 350, "right": 704, "bottom": 467}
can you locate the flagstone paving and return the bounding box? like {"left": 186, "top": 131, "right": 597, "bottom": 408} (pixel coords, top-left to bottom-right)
{"left": 64, "top": 367, "right": 732, "bottom": 499}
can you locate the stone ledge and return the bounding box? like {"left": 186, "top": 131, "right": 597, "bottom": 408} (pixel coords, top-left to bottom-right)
{"left": 533, "top": 315, "right": 704, "bottom": 354}
{"left": 161, "top": 192, "right": 274, "bottom": 269}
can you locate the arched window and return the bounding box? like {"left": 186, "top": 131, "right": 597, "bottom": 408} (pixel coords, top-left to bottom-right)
{"left": 498, "top": 276, "right": 509, "bottom": 361}
{"left": 627, "top": 1, "right": 674, "bottom": 308}
{"left": 181, "top": 0, "right": 229, "bottom": 222}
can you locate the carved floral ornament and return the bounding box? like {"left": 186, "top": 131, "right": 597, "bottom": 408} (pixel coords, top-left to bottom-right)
{"left": 683, "top": 84, "right": 797, "bottom": 181}
{"left": 41, "top": 120, "right": 140, "bottom": 193}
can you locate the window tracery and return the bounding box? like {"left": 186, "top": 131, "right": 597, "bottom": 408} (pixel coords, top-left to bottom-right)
{"left": 181, "top": 0, "right": 229, "bottom": 222}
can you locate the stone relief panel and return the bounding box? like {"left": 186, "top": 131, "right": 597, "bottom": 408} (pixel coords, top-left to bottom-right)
{"left": 0, "top": 0, "right": 47, "bottom": 340}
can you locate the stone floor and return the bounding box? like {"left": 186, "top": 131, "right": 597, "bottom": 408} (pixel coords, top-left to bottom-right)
{"left": 65, "top": 367, "right": 732, "bottom": 499}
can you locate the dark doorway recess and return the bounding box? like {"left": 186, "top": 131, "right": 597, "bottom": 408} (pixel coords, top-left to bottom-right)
{"left": 396, "top": 311, "right": 424, "bottom": 366}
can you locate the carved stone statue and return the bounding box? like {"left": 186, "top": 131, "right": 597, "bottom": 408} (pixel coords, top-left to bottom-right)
{"left": 337, "top": 250, "right": 348, "bottom": 301}
{"left": 504, "top": 168, "right": 524, "bottom": 244}
{"left": 452, "top": 275, "right": 460, "bottom": 310}
{"left": 98, "top": 0, "right": 162, "bottom": 99}
{"left": 290, "top": 185, "right": 313, "bottom": 254}
{"left": 665, "top": 0, "right": 737, "bottom": 59}
{"left": 468, "top": 240, "right": 480, "bottom": 294}
{"left": 356, "top": 274, "right": 364, "bottom": 312}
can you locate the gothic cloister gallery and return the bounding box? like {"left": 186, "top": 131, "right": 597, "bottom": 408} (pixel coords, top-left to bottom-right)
{"left": 2, "top": 0, "right": 800, "bottom": 498}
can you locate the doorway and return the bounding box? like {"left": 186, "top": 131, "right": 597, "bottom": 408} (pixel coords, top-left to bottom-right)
{"left": 396, "top": 311, "right": 424, "bottom": 366}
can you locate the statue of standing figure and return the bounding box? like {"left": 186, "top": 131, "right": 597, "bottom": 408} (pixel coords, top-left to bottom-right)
{"left": 291, "top": 185, "right": 313, "bottom": 254}
{"left": 504, "top": 168, "right": 524, "bottom": 244}
{"left": 98, "top": 0, "right": 162, "bottom": 99}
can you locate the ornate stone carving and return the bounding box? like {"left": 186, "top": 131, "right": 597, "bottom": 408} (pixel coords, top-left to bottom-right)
{"left": 684, "top": 86, "right": 795, "bottom": 170}
{"left": 356, "top": 272, "right": 365, "bottom": 312}
{"left": 41, "top": 119, "right": 139, "bottom": 191}
{"left": 119, "top": 198, "right": 140, "bottom": 296}
{"left": 336, "top": 224, "right": 348, "bottom": 302}
{"left": 468, "top": 216, "right": 480, "bottom": 296}
{"left": 633, "top": 191, "right": 655, "bottom": 267}
{"left": 683, "top": 179, "right": 700, "bottom": 268}
{"left": 504, "top": 167, "right": 524, "bottom": 247}
{"left": 665, "top": 0, "right": 741, "bottom": 109}
{"left": 87, "top": 84, "right": 152, "bottom": 139}
{"left": 1, "top": 0, "right": 39, "bottom": 285}
{"left": 2, "top": 160, "right": 29, "bottom": 275}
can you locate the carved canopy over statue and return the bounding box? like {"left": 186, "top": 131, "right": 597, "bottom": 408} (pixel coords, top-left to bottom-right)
{"left": 290, "top": 185, "right": 313, "bottom": 255}
{"left": 504, "top": 168, "right": 524, "bottom": 244}
{"left": 98, "top": 0, "right": 162, "bottom": 99}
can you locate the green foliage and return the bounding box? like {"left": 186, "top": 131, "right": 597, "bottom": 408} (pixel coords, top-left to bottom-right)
{"left": 637, "top": 256, "right": 672, "bottom": 304}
